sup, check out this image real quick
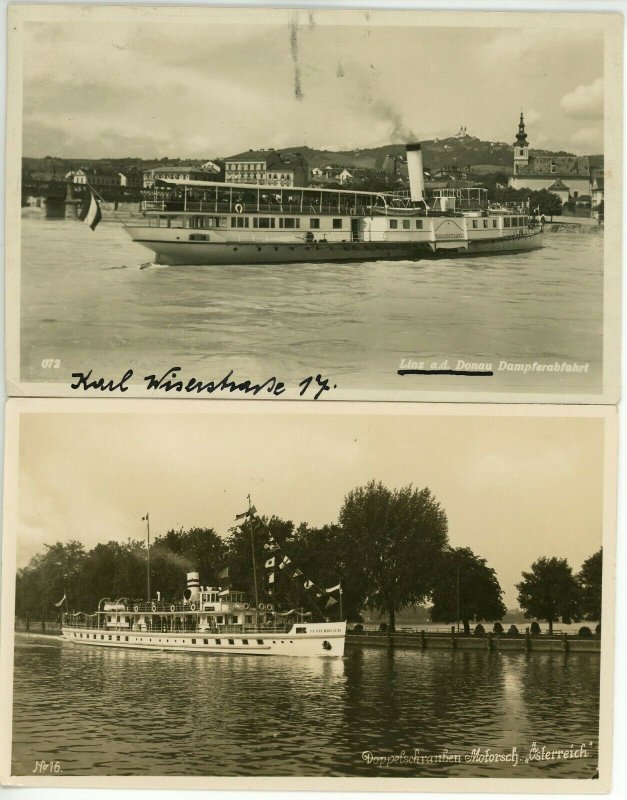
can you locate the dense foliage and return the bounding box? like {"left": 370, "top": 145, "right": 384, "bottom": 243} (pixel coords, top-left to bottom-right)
{"left": 429, "top": 547, "right": 507, "bottom": 635}
{"left": 516, "top": 557, "right": 581, "bottom": 634}
{"left": 15, "top": 482, "right": 601, "bottom": 634}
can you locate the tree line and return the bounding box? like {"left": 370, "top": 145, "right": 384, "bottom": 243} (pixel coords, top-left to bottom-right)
{"left": 15, "top": 481, "right": 602, "bottom": 634}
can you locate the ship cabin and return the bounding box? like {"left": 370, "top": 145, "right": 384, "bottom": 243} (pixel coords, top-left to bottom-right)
{"left": 137, "top": 179, "right": 531, "bottom": 245}
{"left": 89, "top": 582, "right": 276, "bottom": 635}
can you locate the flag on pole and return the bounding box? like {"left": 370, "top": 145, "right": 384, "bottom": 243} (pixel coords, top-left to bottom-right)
{"left": 278, "top": 555, "right": 291, "bottom": 570}
{"left": 263, "top": 540, "right": 280, "bottom": 552}
{"left": 235, "top": 505, "right": 257, "bottom": 520}
{"left": 304, "top": 580, "right": 314, "bottom": 590}
{"left": 54, "top": 594, "right": 66, "bottom": 607}
{"left": 79, "top": 189, "right": 102, "bottom": 231}
{"left": 142, "top": 513, "right": 149, "bottom": 521}
{"left": 325, "top": 596, "right": 338, "bottom": 609}
{"left": 325, "top": 583, "right": 341, "bottom": 593}
{"left": 315, "top": 591, "right": 323, "bottom": 598}
{"left": 264, "top": 557, "right": 275, "bottom": 569}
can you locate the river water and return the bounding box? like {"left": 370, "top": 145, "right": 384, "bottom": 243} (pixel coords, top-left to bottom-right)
{"left": 18, "top": 216, "right": 603, "bottom": 398}
{"left": 12, "top": 633, "right": 599, "bottom": 779}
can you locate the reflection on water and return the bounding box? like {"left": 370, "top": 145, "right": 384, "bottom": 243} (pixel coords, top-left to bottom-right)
{"left": 20, "top": 219, "right": 603, "bottom": 395}
{"left": 12, "top": 635, "right": 599, "bottom": 778}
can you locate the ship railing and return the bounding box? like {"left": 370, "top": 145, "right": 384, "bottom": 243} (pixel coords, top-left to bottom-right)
{"left": 141, "top": 200, "right": 375, "bottom": 217}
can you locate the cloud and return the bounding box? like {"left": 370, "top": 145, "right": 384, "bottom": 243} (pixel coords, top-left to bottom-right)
{"left": 569, "top": 126, "right": 603, "bottom": 152}
{"left": 560, "top": 77, "right": 603, "bottom": 120}
{"left": 523, "top": 109, "right": 541, "bottom": 126}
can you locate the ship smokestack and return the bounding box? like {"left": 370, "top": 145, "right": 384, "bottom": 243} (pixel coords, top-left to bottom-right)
{"left": 183, "top": 571, "right": 200, "bottom": 604}
{"left": 406, "top": 143, "right": 425, "bottom": 202}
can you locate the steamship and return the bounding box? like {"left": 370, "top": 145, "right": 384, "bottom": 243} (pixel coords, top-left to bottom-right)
{"left": 61, "top": 571, "right": 346, "bottom": 658}
{"left": 124, "top": 143, "right": 543, "bottom": 266}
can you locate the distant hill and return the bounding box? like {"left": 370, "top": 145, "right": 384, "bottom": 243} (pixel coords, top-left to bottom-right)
{"left": 22, "top": 135, "right": 604, "bottom": 178}
{"left": 276, "top": 135, "right": 601, "bottom": 175}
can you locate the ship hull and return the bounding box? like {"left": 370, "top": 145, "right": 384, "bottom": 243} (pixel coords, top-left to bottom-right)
{"left": 61, "top": 622, "right": 346, "bottom": 657}
{"left": 126, "top": 229, "right": 543, "bottom": 267}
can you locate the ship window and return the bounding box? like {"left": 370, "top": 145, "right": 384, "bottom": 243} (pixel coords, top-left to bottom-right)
{"left": 254, "top": 217, "right": 275, "bottom": 229}
{"left": 416, "top": 220, "right": 423, "bottom": 229}
{"left": 125, "top": 637, "right": 129, "bottom": 641}
{"left": 231, "top": 217, "right": 249, "bottom": 228}
{"left": 203, "top": 639, "right": 209, "bottom": 644}
{"left": 296, "top": 627, "right": 307, "bottom": 633}
{"left": 483, "top": 220, "right": 488, "bottom": 228}
{"left": 245, "top": 615, "right": 253, "bottom": 624}
{"left": 389, "top": 219, "right": 398, "bottom": 229}
{"left": 242, "top": 639, "right": 249, "bottom": 645}
{"left": 189, "top": 234, "right": 209, "bottom": 241}
{"left": 280, "top": 218, "right": 300, "bottom": 229}
{"left": 493, "top": 220, "right": 498, "bottom": 228}
{"left": 116, "top": 636, "right": 120, "bottom": 641}
{"left": 228, "top": 639, "right": 235, "bottom": 645}
{"left": 332, "top": 219, "right": 342, "bottom": 229}
{"left": 257, "top": 639, "right": 264, "bottom": 645}
{"left": 108, "top": 635, "right": 112, "bottom": 640}
{"left": 215, "top": 639, "right": 221, "bottom": 645}
{"left": 472, "top": 220, "right": 478, "bottom": 228}
{"left": 309, "top": 219, "right": 320, "bottom": 229}
{"left": 504, "top": 218, "right": 511, "bottom": 227}
{"left": 192, "top": 639, "right": 196, "bottom": 644}
{"left": 402, "top": 220, "right": 410, "bottom": 230}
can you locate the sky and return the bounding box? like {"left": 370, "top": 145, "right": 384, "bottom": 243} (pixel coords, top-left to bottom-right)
{"left": 19, "top": 7, "right": 606, "bottom": 159}
{"left": 14, "top": 405, "right": 606, "bottom": 608}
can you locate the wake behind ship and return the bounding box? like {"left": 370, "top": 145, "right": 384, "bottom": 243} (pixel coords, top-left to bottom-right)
{"left": 124, "top": 143, "right": 543, "bottom": 266}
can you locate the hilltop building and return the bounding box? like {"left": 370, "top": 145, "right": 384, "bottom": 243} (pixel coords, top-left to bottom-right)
{"left": 508, "top": 113, "right": 591, "bottom": 199}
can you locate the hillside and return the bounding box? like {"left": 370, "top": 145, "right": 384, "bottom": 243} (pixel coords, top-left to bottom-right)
{"left": 22, "top": 135, "right": 603, "bottom": 178}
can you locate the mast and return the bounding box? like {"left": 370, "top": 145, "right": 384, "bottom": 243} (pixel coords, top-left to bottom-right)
{"left": 248, "top": 494, "right": 260, "bottom": 625}
{"left": 143, "top": 513, "right": 151, "bottom": 601}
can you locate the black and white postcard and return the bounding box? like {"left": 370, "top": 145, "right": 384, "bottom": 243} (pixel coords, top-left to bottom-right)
{"left": 0, "top": 400, "right": 617, "bottom": 791}
{"left": 4, "top": 4, "right": 623, "bottom": 403}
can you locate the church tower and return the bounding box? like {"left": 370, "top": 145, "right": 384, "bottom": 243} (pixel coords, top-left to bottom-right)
{"left": 513, "top": 112, "right": 529, "bottom": 174}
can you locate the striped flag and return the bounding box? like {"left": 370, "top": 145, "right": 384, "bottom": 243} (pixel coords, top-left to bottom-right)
{"left": 79, "top": 190, "right": 102, "bottom": 231}
{"left": 278, "top": 555, "right": 291, "bottom": 570}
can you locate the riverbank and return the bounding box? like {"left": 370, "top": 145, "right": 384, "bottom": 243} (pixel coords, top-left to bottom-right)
{"left": 347, "top": 629, "right": 600, "bottom": 652}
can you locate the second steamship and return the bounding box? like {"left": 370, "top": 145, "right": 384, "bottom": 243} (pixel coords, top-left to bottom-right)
{"left": 124, "top": 143, "right": 543, "bottom": 266}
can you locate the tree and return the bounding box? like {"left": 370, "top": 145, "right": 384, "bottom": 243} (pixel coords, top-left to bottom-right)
{"left": 337, "top": 481, "right": 449, "bottom": 631}
{"left": 429, "top": 547, "right": 506, "bottom": 634}
{"left": 516, "top": 556, "right": 580, "bottom": 635}
{"left": 577, "top": 548, "right": 602, "bottom": 622}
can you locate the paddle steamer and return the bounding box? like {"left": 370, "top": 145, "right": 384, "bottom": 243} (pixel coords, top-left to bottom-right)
{"left": 61, "top": 571, "right": 346, "bottom": 657}
{"left": 124, "top": 143, "right": 543, "bottom": 266}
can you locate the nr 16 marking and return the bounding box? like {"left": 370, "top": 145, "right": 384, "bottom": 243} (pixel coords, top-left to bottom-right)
{"left": 33, "top": 759, "right": 61, "bottom": 773}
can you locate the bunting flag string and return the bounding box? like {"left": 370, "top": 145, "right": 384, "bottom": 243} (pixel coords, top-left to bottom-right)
{"left": 244, "top": 507, "right": 333, "bottom": 613}
{"left": 324, "top": 583, "right": 341, "bottom": 594}
{"left": 325, "top": 596, "right": 338, "bottom": 609}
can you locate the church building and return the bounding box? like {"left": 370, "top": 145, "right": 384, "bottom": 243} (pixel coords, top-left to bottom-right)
{"left": 508, "top": 113, "right": 591, "bottom": 200}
